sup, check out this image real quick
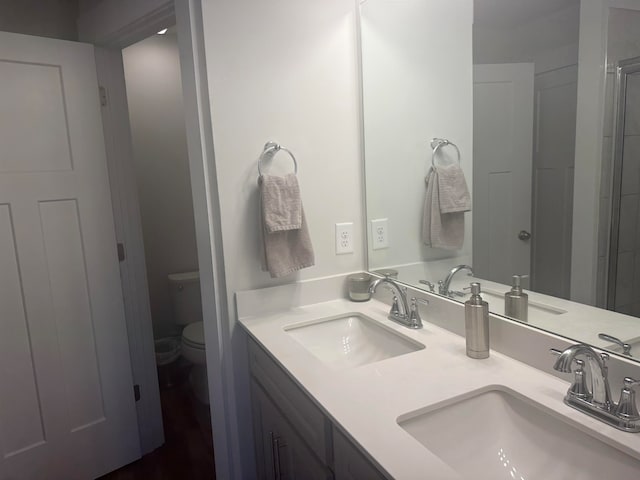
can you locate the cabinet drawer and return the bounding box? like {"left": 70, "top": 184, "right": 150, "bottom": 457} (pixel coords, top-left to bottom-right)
{"left": 248, "top": 337, "right": 332, "bottom": 464}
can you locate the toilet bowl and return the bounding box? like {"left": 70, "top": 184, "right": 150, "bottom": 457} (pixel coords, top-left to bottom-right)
{"left": 169, "top": 271, "right": 209, "bottom": 404}
{"left": 181, "top": 321, "right": 208, "bottom": 404}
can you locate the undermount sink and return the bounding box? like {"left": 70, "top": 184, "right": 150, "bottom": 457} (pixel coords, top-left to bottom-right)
{"left": 398, "top": 388, "right": 640, "bottom": 479}
{"left": 284, "top": 313, "right": 424, "bottom": 369}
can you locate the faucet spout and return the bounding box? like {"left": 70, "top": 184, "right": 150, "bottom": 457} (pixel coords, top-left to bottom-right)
{"left": 553, "top": 344, "right": 612, "bottom": 408}
{"left": 369, "top": 277, "right": 422, "bottom": 328}
{"left": 440, "top": 264, "right": 474, "bottom": 296}
{"left": 368, "top": 277, "right": 410, "bottom": 317}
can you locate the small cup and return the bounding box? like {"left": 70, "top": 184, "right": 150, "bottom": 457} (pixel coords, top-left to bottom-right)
{"left": 348, "top": 273, "right": 372, "bottom": 302}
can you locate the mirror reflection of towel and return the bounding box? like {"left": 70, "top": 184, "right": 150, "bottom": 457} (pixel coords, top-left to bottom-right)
{"left": 259, "top": 174, "right": 315, "bottom": 278}
{"left": 422, "top": 165, "right": 471, "bottom": 250}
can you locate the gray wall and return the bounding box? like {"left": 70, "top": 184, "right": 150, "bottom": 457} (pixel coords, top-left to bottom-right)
{"left": 123, "top": 32, "right": 198, "bottom": 338}
{"left": 601, "top": 8, "right": 640, "bottom": 313}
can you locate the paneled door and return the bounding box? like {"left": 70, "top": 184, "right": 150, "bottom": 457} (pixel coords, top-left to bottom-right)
{"left": 0, "top": 32, "right": 140, "bottom": 479}
{"left": 473, "top": 63, "right": 535, "bottom": 286}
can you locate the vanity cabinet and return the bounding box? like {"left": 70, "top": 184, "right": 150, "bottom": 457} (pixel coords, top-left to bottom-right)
{"left": 252, "top": 380, "right": 333, "bottom": 480}
{"left": 248, "top": 338, "right": 387, "bottom": 480}
{"left": 333, "top": 429, "right": 387, "bottom": 480}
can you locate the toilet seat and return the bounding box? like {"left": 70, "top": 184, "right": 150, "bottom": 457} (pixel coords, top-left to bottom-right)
{"left": 182, "top": 321, "right": 205, "bottom": 348}
{"left": 181, "top": 321, "right": 206, "bottom": 369}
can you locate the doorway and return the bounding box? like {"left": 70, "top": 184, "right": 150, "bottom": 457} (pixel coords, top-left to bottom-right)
{"left": 99, "top": 27, "right": 215, "bottom": 478}
{"left": 607, "top": 56, "right": 640, "bottom": 315}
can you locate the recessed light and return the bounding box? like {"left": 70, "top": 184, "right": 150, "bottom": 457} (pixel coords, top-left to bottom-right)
{"left": 157, "top": 28, "right": 168, "bottom": 35}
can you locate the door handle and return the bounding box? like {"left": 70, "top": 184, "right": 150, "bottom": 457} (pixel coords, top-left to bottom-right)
{"left": 518, "top": 230, "right": 532, "bottom": 241}
{"left": 269, "top": 431, "right": 286, "bottom": 480}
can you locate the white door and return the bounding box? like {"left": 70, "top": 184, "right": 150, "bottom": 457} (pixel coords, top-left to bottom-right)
{"left": 473, "top": 63, "right": 535, "bottom": 286}
{"left": 0, "top": 32, "right": 140, "bottom": 479}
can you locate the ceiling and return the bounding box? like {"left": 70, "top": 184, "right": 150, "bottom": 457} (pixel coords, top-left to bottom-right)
{"left": 474, "top": 0, "right": 580, "bottom": 29}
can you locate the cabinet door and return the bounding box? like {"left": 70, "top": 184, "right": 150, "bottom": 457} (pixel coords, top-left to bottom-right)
{"left": 253, "top": 380, "right": 333, "bottom": 480}
{"left": 334, "top": 429, "right": 387, "bottom": 480}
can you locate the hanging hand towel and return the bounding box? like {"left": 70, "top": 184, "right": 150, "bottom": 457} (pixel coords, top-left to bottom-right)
{"left": 436, "top": 164, "right": 471, "bottom": 213}
{"left": 259, "top": 174, "right": 315, "bottom": 278}
{"left": 422, "top": 167, "right": 466, "bottom": 250}
{"left": 260, "top": 173, "right": 302, "bottom": 233}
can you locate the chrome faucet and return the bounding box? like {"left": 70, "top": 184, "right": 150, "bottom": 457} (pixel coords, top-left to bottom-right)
{"left": 551, "top": 343, "right": 640, "bottom": 432}
{"left": 439, "top": 264, "right": 474, "bottom": 297}
{"left": 368, "top": 277, "right": 426, "bottom": 329}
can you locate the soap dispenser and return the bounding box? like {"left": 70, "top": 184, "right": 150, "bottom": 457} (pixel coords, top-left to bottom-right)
{"left": 465, "top": 282, "right": 489, "bottom": 359}
{"left": 505, "top": 274, "right": 528, "bottom": 322}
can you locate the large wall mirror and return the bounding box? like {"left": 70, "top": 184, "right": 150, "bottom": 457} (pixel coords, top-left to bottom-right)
{"left": 360, "top": 0, "right": 640, "bottom": 360}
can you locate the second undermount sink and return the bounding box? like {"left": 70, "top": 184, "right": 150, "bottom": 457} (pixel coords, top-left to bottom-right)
{"left": 284, "top": 313, "right": 424, "bottom": 369}
{"left": 398, "top": 388, "right": 640, "bottom": 479}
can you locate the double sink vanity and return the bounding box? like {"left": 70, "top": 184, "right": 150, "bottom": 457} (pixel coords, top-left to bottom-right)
{"left": 237, "top": 275, "right": 640, "bottom": 479}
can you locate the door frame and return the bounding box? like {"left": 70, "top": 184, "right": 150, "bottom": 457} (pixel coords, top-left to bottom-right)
{"left": 606, "top": 56, "right": 640, "bottom": 309}
{"left": 80, "top": 1, "right": 235, "bottom": 478}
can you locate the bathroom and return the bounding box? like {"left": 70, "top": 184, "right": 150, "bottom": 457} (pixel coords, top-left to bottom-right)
{"left": 2, "top": 0, "right": 640, "bottom": 479}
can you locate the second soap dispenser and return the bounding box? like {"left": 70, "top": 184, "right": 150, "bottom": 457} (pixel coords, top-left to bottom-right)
{"left": 504, "top": 274, "right": 528, "bottom": 322}
{"left": 465, "top": 282, "right": 489, "bottom": 359}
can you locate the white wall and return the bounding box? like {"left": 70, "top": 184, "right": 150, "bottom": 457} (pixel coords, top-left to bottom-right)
{"left": 123, "top": 33, "right": 198, "bottom": 338}
{"left": 362, "top": 0, "right": 474, "bottom": 271}
{"left": 201, "top": 0, "right": 363, "bottom": 476}
{"left": 0, "top": 0, "right": 78, "bottom": 40}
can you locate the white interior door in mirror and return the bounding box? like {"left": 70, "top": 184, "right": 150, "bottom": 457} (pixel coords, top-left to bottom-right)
{"left": 0, "top": 32, "right": 140, "bottom": 478}
{"left": 473, "top": 64, "right": 534, "bottom": 286}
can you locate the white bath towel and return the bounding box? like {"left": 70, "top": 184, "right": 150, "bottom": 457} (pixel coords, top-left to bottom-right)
{"left": 259, "top": 174, "right": 315, "bottom": 278}
{"left": 422, "top": 167, "right": 467, "bottom": 250}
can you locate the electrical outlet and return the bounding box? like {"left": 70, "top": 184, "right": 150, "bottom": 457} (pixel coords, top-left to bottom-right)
{"left": 335, "top": 222, "right": 354, "bottom": 254}
{"left": 371, "top": 218, "right": 389, "bottom": 250}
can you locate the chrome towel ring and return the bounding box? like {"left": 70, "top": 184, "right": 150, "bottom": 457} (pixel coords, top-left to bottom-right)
{"left": 431, "top": 138, "right": 461, "bottom": 167}
{"left": 258, "top": 141, "right": 298, "bottom": 177}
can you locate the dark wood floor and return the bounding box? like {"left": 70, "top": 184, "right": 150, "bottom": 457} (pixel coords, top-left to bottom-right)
{"left": 101, "top": 368, "right": 216, "bottom": 480}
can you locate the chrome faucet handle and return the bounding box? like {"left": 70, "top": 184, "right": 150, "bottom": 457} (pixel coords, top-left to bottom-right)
{"left": 408, "top": 297, "right": 428, "bottom": 329}
{"left": 598, "top": 333, "right": 632, "bottom": 357}
{"left": 550, "top": 349, "right": 590, "bottom": 399}
{"left": 614, "top": 377, "right": 640, "bottom": 425}
{"left": 419, "top": 280, "right": 435, "bottom": 293}
{"left": 390, "top": 295, "right": 401, "bottom": 316}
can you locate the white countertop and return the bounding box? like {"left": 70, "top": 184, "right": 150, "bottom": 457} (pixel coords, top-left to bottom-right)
{"left": 238, "top": 296, "right": 640, "bottom": 479}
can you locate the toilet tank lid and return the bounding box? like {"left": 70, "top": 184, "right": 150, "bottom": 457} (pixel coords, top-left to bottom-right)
{"left": 168, "top": 271, "right": 199, "bottom": 283}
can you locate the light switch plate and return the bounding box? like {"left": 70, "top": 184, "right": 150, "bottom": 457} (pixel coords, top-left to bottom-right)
{"left": 335, "top": 222, "right": 354, "bottom": 254}
{"left": 371, "top": 218, "right": 389, "bottom": 250}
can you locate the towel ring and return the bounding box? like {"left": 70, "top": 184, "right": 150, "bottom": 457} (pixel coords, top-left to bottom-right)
{"left": 258, "top": 142, "right": 298, "bottom": 177}
{"left": 430, "top": 138, "right": 461, "bottom": 167}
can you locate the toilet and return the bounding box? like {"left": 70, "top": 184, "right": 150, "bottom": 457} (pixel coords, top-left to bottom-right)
{"left": 168, "top": 271, "right": 209, "bottom": 404}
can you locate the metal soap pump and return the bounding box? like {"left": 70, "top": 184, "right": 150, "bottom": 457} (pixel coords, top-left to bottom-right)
{"left": 465, "top": 282, "right": 489, "bottom": 359}
{"left": 504, "top": 274, "right": 528, "bottom": 322}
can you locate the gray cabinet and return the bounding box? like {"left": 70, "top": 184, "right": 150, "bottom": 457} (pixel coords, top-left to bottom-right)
{"left": 248, "top": 338, "right": 388, "bottom": 480}
{"left": 333, "top": 429, "right": 387, "bottom": 480}
{"left": 252, "top": 380, "right": 333, "bottom": 480}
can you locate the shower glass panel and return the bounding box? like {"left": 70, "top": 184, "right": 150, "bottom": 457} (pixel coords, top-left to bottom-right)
{"left": 608, "top": 58, "right": 640, "bottom": 315}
